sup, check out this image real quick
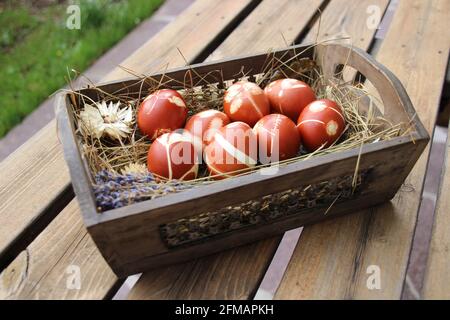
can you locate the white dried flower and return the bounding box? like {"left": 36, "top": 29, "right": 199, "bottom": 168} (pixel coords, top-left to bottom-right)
{"left": 120, "top": 162, "right": 148, "bottom": 175}
{"left": 79, "top": 101, "right": 133, "bottom": 140}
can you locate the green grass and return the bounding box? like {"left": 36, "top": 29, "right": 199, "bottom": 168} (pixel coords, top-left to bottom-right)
{"left": 0, "top": 0, "right": 163, "bottom": 137}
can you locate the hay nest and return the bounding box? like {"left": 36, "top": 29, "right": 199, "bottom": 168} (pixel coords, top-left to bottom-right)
{"left": 65, "top": 43, "right": 413, "bottom": 212}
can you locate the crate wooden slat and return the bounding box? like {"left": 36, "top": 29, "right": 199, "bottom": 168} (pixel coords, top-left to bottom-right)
{"left": 129, "top": 0, "right": 393, "bottom": 300}
{"left": 275, "top": 0, "right": 450, "bottom": 300}
{"left": 423, "top": 123, "right": 450, "bottom": 299}
{"left": 0, "top": 0, "right": 259, "bottom": 299}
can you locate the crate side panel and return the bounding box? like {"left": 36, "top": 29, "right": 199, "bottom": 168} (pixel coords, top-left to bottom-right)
{"left": 117, "top": 191, "right": 394, "bottom": 276}
{"left": 95, "top": 140, "right": 419, "bottom": 275}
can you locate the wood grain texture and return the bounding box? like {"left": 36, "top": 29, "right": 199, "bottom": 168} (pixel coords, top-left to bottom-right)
{"left": 0, "top": 0, "right": 259, "bottom": 299}
{"left": 0, "top": 0, "right": 257, "bottom": 272}
{"left": 128, "top": 238, "right": 279, "bottom": 300}
{"left": 0, "top": 200, "right": 119, "bottom": 300}
{"left": 302, "top": 0, "right": 389, "bottom": 45}
{"left": 0, "top": 121, "right": 73, "bottom": 271}
{"left": 207, "top": 0, "right": 324, "bottom": 61}
{"left": 275, "top": 0, "right": 450, "bottom": 300}
{"left": 303, "top": 0, "right": 390, "bottom": 82}
{"left": 128, "top": 0, "right": 328, "bottom": 299}
{"left": 106, "top": 0, "right": 259, "bottom": 80}
{"left": 423, "top": 124, "right": 450, "bottom": 299}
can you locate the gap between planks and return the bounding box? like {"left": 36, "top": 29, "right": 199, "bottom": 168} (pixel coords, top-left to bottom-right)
{"left": 127, "top": 0, "right": 327, "bottom": 300}
{"left": 422, "top": 123, "right": 450, "bottom": 299}
{"left": 257, "top": 0, "right": 396, "bottom": 299}
{"left": 0, "top": 0, "right": 261, "bottom": 273}
{"left": 0, "top": 0, "right": 262, "bottom": 299}
{"left": 126, "top": 0, "right": 390, "bottom": 300}
{"left": 274, "top": 0, "right": 450, "bottom": 300}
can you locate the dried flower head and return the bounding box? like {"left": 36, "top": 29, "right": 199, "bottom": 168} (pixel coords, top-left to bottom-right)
{"left": 79, "top": 101, "right": 133, "bottom": 140}
{"left": 120, "top": 162, "right": 148, "bottom": 175}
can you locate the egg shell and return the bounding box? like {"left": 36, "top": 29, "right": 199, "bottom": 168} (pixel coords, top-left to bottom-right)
{"left": 223, "top": 81, "right": 270, "bottom": 126}
{"left": 253, "top": 114, "right": 301, "bottom": 162}
{"left": 297, "top": 99, "right": 346, "bottom": 151}
{"left": 138, "top": 89, "right": 188, "bottom": 140}
{"left": 264, "top": 78, "right": 316, "bottom": 121}
{"left": 204, "top": 121, "right": 258, "bottom": 180}
{"left": 147, "top": 132, "right": 198, "bottom": 180}
{"left": 184, "top": 109, "right": 230, "bottom": 149}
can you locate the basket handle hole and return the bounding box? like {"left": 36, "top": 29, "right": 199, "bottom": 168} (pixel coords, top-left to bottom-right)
{"left": 330, "top": 64, "right": 385, "bottom": 120}
{"left": 334, "top": 64, "right": 368, "bottom": 85}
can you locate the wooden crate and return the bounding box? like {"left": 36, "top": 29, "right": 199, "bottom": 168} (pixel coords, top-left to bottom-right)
{"left": 56, "top": 43, "right": 429, "bottom": 278}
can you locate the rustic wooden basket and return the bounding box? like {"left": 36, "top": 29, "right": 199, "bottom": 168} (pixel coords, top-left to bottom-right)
{"left": 56, "top": 43, "right": 429, "bottom": 278}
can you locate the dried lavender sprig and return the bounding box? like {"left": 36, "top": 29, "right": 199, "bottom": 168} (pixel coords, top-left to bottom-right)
{"left": 93, "top": 170, "right": 196, "bottom": 211}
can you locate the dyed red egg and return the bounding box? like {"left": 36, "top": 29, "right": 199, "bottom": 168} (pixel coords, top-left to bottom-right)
{"left": 147, "top": 132, "right": 198, "bottom": 180}
{"left": 264, "top": 78, "right": 316, "bottom": 121}
{"left": 253, "top": 114, "right": 301, "bottom": 162}
{"left": 297, "top": 99, "right": 346, "bottom": 151}
{"left": 204, "top": 121, "right": 258, "bottom": 179}
{"left": 184, "top": 109, "right": 230, "bottom": 149}
{"left": 223, "top": 81, "right": 270, "bottom": 126}
{"left": 138, "top": 89, "right": 188, "bottom": 140}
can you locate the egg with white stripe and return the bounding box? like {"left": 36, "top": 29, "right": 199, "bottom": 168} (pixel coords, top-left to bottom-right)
{"left": 264, "top": 78, "right": 316, "bottom": 121}
{"left": 204, "top": 122, "right": 258, "bottom": 179}
{"left": 297, "top": 99, "right": 346, "bottom": 151}
{"left": 138, "top": 89, "right": 188, "bottom": 140}
{"left": 223, "top": 81, "right": 270, "bottom": 126}
{"left": 184, "top": 109, "right": 230, "bottom": 150}
{"left": 147, "top": 131, "right": 198, "bottom": 180}
{"left": 253, "top": 114, "right": 301, "bottom": 162}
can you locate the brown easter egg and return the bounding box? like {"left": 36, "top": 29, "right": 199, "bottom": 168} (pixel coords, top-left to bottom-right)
{"left": 223, "top": 81, "right": 270, "bottom": 126}
{"left": 264, "top": 78, "right": 316, "bottom": 121}
{"left": 253, "top": 114, "right": 301, "bottom": 162}
{"left": 297, "top": 99, "right": 346, "bottom": 151}
{"left": 138, "top": 89, "right": 188, "bottom": 140}
{"left": 184, "top": 109, "right": 230, "bottom": 149}
{"left": 147, "top": 132, "right": 198, "bottom": 180}
{"left": 204, "top": 121, "right": 258, "bottom": 179}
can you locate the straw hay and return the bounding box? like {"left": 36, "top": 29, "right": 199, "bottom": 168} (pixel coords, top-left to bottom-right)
{"left": 66, "top": 44, "right": 412, "bottom": 211}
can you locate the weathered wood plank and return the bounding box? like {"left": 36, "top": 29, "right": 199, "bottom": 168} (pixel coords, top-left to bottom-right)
{"left": 275, "top": 0, "right": 450, "bottom": 300}
{"left": 302, "top": 0, "right": 390, "bottom": 82}
{"left": 128, "top": 238, "right": 279, "bottom": 299}
{"left": 128, "top": 0, "right": 325, "bottom": 300}
{"left": 0, "top": 200, "right": 120, "bottom": 300}
{"left": 0, "top": 0, "right": 258, "bottom": 299}
{"left": 423, "top": 124, "right": 450, "bottom": 299}
{"left": 0, "top": 121, "right": 73, "bottom": 271}
{"left": 106, "top": 0, "right": 260, "bottom": 79}
{"left": 128, "top": 0, "right": 389, "bottom": 300}
{"left": 302, "top": 0, "right": 388, "bottom": 45}
{"left": 0, "top": 0, "right": 256, "bottom": 268}
{"left": 206, "top": 0, "right": 323, "bottom": 61}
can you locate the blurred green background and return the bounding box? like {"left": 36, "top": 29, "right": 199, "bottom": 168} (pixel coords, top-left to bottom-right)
{"left": 0, "top": 0, "right": 163, "bottom": 138}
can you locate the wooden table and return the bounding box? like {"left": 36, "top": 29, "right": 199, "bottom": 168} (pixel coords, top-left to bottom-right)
{"left": 0, "top": 0, "right": 449, "bottom": 300}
